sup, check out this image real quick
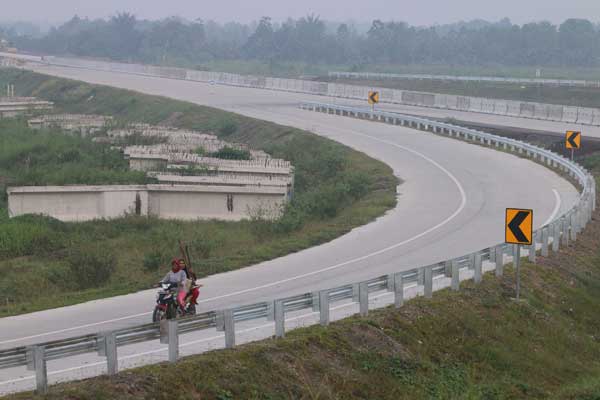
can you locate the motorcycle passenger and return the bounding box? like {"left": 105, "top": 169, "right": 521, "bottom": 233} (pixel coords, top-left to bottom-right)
{"left": 177, "top": 258, "right": 201, "bottom": 308}
{"left": 160, "top": 259, "right": 188, "bottom": 310}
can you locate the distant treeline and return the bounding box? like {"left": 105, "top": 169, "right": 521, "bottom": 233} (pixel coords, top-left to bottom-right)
{"left": 5, "top": 14, "right": 600, "bottom": 67}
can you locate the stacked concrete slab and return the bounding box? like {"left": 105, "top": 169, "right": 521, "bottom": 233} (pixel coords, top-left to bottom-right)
{"left": 0, "top": 97, "right": 53, "bottom": 118}
{"left": 28, "top": 114, "right": 112, "bottom": 136}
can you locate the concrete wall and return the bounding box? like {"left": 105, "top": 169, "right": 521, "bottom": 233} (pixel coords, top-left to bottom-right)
{"left": 7, "top": 184, "right": 287, "bottom": 222}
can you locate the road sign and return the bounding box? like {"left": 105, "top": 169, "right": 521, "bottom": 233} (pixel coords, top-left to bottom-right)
{"left": 368, "top": 91, "right": 379, "bottom": 105}
{"left": 566, "top": 130, "right": 581, "bottom": 149}
{"left": 505, "top": 208, "right": 533, "bottom": 245}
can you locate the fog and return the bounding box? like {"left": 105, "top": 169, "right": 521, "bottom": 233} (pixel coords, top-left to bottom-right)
{"left": 2, "top": 0, "right": 598, "bottom": 25}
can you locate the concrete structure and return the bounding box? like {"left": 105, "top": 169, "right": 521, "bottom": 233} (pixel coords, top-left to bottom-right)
{"left": 27, "top": 114, "right": 112, "bottom": 136}
{"left": 7, "top": 184, "right": 287, "bottom": 222}
{"left": 0, "top": 97, "right": 53, "bottom": 118}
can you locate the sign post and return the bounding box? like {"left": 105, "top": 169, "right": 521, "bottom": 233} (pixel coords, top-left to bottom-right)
{"left": 368, "top": 91, "right": 379, "bottom": 112}
{"left": 505, "top": 208, "right": 533, "bottom": 300}
{"left": 565, "top": 130, "right": 581, "bottom": 161}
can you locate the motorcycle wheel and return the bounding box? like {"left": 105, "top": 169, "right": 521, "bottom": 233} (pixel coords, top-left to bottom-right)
{"left": 152, "top": 306, "right": 166, "bottom": 323}
{"left": 187, "top": 304, "right": 196, "bottom": 316}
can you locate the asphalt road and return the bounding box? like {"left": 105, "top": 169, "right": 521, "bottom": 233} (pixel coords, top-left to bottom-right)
{"left": 0, "top": 64, "right": 581, "bottom": 392}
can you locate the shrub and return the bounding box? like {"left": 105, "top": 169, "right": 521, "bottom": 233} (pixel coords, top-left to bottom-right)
{"left": 217, "top": 118, "right": 239, "bottom": 136}
{"left": 68, "top": 247, "right": 117, "bottom": 289}
{"left": 209, "top": 146, "right": 251, "bottom": 160}
{"left": 143, "top": 251, "right": 165, "bottom": 272}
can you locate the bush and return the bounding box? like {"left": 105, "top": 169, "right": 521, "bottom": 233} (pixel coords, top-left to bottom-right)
{"left": 209, "top": 146, "right": 251, "bottom": 160}
{"left": 68, "top": 247, "right": 117, "bottom": 289}
{"left": 143, "top": 251, "right": 165, "bottom": 272}
{"left": 217, "top": 119, "right": 239, "bottom": 136}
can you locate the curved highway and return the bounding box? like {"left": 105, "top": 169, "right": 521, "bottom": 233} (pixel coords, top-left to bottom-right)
{"left": 0, "top": 64, "right": 580, "bottom": 392}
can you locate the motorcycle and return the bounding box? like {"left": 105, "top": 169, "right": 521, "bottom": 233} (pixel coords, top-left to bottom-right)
{"left": 152, "top": 281, "right": 199, "bottom": 322}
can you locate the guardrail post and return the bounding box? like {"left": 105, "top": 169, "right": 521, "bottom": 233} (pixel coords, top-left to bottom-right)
{"left": 552, "top": 222, "right": 560, "bottom": 252}
{"left": 223, "top": 309, "right": 235, "bottom": 348}
{"left": 571, "top": 212, "right": 578, "bottom": 240}
{"left": 359, "top": 282, "right": 369, "bottom": 316}
{"left": 168, "top": 320, "right": 179, "bottom": 362}
{"left": 319, "top": 290, "right": 330, "bottom": 326}
{"left": 474, "top": 252, "right": 483, "bottom": 283}
{"left": 541, "top": 227, "right": 549, "bottom": 257}
{"left": 26, "top": 346, "right": 47, "bottom": 394}
{"left": 451, "top": 259, "right": 460, "bottom": 291}
{"left": 274, "top": 300, "right": 285, "bottom": 338}
{"left": 393, "top": 273, "right": 404, "bottom": 308}
{"left": 424, "top": 266, "right": 433, "bottom": 298}
{"left": 495, "top": 245, "right": 504, "bottom": 277}
{"left": 528, "top": 232, "right": 537, "bottom": 263}
{"left": 105, "top": 332, "right": 118, "bottom": 376}
{"left": 562, "top": 217, "right": 570, "bottom": 247}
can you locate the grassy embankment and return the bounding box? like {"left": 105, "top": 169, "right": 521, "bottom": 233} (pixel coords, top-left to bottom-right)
{"left": 0, "top": 69, "right": 398, "bottom": 317}
{"left": 194, "top": 60, "right": 600, "bottom": 81}
{"left": 7, "top": 154, "right": 600, "bottom": 400}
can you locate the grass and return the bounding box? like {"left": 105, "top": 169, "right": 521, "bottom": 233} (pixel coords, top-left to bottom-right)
{"left": 325, "top": 76, "right": 600, "bottom": 109}
{"left": 0, "top": 68, "right": 398, "bottom": 317}
{"left": 7, "top": 159, "right": 600, "bottom": 400}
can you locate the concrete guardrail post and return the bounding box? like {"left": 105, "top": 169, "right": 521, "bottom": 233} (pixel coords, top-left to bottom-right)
{"left": 552, "top": 222, "right": 561, "bottom": 252}
{"left": 319, "top": 290, "right": 330, "bottom": 326}
{"left": 394, "top": 273, "right": 404, "bottom": 308}
{"left": 528, "top": 232, "right": 537, "bottom": 263}
{"left": 474, "top": 252, "right": 483, "bottom": 283}
{"left": 541, "top": 227, "right": 549, "bottom": 257}
{"left": 168, "top": 320, "right": 179, "bottom": 362}
{"left": 223, "top": 309, "right": 235, "bottom": 348}
{"left": 26, "top": 346, "right": 47, "bottom": 394}
{"left": 274, "top": 300, "right": 285, "bottom": 338}
{"left": 105, "top": 332, "right": 118, "bottom": 376}
{"left": 495, "top": 245, "right": 504, "bottom": 277}
{"left": 424, "top": 266, "right": 433, "bottom": 298}
{"left": 417, "top": 268, "right": 425, "bottom": 286}
{"left": 352, "top": 283, "right": 360, "bottom": 302}
{"left": 561, "top": 218, "right": 569, "bottom": 247}
{"left": 359, "top": 282, "right": 369, "bottom": 316}
{"left": 451, "top": 259, "right": 460, "bottom": 291}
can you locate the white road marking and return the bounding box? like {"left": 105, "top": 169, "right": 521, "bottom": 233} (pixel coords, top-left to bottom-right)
{"left": 542, "top": 189, "right": 562, "bottom": 227}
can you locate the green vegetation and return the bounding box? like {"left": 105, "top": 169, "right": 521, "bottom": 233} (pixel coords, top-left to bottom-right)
{"left": 0, "top": 69, "right": 397, "bottom": 317}
{"left": 328, "top": 76, "right": 600, "bottom": 109}
{"left": 8, "top": 172, "right": 600, "bottom": 400}
{"left": 10, "top": 15, "right": 600, "bottom": 70}
{"left": 208, "top": 146, "right": 251, "bottom": 160}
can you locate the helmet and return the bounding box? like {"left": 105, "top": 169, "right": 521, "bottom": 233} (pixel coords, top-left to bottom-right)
{"left": 171, "top": 258, "right": 181, "bottom": 273}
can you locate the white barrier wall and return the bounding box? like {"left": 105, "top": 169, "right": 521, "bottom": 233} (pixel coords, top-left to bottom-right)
{"left": 19, "top": 55, "right": 600, "bottom": 126}
{"left": 7, "top": 184, "right": 287, "bottom": 222}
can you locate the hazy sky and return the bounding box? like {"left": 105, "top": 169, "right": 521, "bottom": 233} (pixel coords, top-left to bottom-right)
{"left": 2, "top": 0, "right": 599, "bottom": 26}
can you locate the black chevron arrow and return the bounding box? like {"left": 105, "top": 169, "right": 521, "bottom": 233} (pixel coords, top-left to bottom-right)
{"left": 369, "top": 92, "right": 378, "bottom": 103}
{"left": 508, "top": 211, "right": 529, "bottom": 243}
{"left": 568, "top": 132, "right": 580, "bottom": 148}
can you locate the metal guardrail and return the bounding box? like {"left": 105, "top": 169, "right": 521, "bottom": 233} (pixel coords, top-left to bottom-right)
{"left": 328, "top": 71, "right": 600, "bottom": 88}
{"left": 0, "top": 98, "right": 596, "bottom": 396}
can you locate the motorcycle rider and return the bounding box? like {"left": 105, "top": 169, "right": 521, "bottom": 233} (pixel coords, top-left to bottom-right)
{"left": 160, "top": 259, "right": 188, "bottom": 311}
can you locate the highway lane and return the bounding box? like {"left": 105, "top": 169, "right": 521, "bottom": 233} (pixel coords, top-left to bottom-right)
{"left": 0, "top": 65, "right": 579, "bottom": 349}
